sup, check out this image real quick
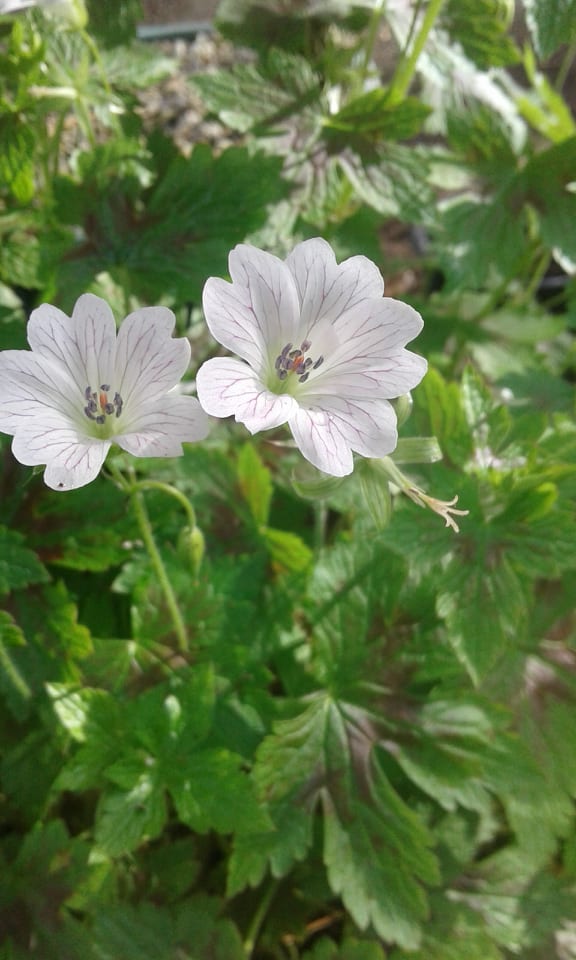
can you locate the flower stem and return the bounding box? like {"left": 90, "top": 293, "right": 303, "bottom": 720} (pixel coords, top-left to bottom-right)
{"left": 129, "top": 486, "right": 189, "bottom": 653}
{"left": 107, "top": 463, "right": 189, "bottom": 653}
{"left": 387, "top": 0, "right": 446, "bottom": 105}
{"left": 359, "top": 0, "right": 386, "bottom": 88}
{"left": 132, "top": 479, "right": 198, "bottom": 530}
{"left": 244, "top": 879, "right": 280, "bottom": 958}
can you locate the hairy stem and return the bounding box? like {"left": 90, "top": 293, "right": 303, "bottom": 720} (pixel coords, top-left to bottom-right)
{"left": 388, "top": 0, "right": 446, "bottom": 104}
{"left": 130, "top": 487, "right": 189, "bottom": 653}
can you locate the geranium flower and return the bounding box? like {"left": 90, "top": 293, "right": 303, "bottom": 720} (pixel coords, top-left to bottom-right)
{"left": 196, "top": 238, "right": 427, "bottom": 476}
{"left": 0, "top": 294, "right": 210, "bottom": 491}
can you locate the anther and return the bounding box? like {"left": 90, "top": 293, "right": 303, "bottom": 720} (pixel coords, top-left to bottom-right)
{"left": 313, "top": 356, "right": 324, "bottom": 369}
{"left": 298, "top": 372, "right": 310, "bottom": 383}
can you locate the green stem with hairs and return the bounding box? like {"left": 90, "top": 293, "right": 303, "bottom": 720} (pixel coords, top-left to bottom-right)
{"left": 244, "top": 879, "right": 280, "bottom": 959}
{"left": 358, "top": 0, "right": 387, "bottom": 88}
{"left": 107, "top": 464, "right": 189, "bottom": 653}
{"left": 387, "top": 0, "right": 446, "bottom": 104}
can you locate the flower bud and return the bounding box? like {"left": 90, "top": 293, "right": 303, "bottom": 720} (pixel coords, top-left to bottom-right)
{"left": 178, "top": 525, "right": 205, "bottom": 577}
{"left": 391, "top": 393, "right": 413, "bottom": 427}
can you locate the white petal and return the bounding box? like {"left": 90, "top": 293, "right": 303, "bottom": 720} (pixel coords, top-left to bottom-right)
{"left": 196, "top": 357, "right": 297, "bottom": 433}
{"left": 331, "top": 298, "right": 424, "bottom": 364}
{"left": 0, "top": 350, "right": 80, "bottom": 431}
{"left": 308, "top": 349, "right": 428, "bottom": 400}
{"left": 289, "top": 396, "right": 398, "bottom": 476}
{"left": 289, "top": 406, "right": 354, "bottom": 477}
{"left": 43, "top": 443, "right": 110, "bottom": 491}
{"left": 202, "top": 278, "right": 267, "bottom": 372}
{"left": 27, "top": 294, "right": 116, "bottom": 396}
{"left": 115, "top": 306, "right": 190, "bottom": 408}
{"left": 285, "top": 237, "right": 385, "bottom": 333}
{"left": 10, "top": 414, "right": 110, "bottom": 490}
{"left": 116, "top": 395, "right": 210, "bottom": 458}
{"left": 220, "top": 244, "right": 300, "bottom": 355}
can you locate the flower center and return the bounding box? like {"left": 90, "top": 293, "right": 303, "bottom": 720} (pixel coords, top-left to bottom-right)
{"left": 274, "top": 340, "right": 324, "bottom": 385}
{"left": 84, "top": 384, "right": 123, "bottom": 425}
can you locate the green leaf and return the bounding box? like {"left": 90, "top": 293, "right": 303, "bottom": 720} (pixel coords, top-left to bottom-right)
{"left": 0, "top": 611, "right": 32, "bottom": 718}
{"left": 84, "top": 0, "right": 142, "bottom": 48}
{"left": 56, "top": 142, "right": 288, "bottom": 305}
{"left": 339, "top": 143, "right": 434, "bottom": 220}
{"left": 193, "top": 49, "right": 321, "bottom": 133}
{"left": 484, "top": 737, "right": 574, "bottom": 867}
{"left": 325, "top": 90, "right": 430, "bottom": 139}
{"left": 356, "top": 458, "right": 393, "bottom": 530}
{"left": 237, "top": 443, "right": 273, "bottom": 527}
{"left": 416, "top": 368, "right": 473, "bottom": 467}
{"left": 168, "top": 747, "right": 270, "bottom": 836}
{"left": 93, "top": 898, "right": 245, "bottom": 960}
{"left": 100, "top": 42, "right": 174, "bottom": 90}
{"left": 0, "top": 526, "right": 49, "bottom": 595}
{"left": 95, "top": 772, "right": 167, "bottom": 856}
{"left": 442, "top": 0, "right": 519, "bottom": 68}
{"left": 323, "top": 757, "right": 437, "bottom": 950}
{"left": 262, "top": 527, "right": 313, "bottom": 572}
{"left": 0, "top": 115, "right": 35, "bottom": 203}
{"left": 303, "top": 938, "right": 387, "bottom": 959}
{"left": 229, "top": 696, "right": 437, "bottom": 948}
{"left": 437, "top": 553, "right": 527, "bottom": 683}
{"left": 520, "top": 136, "right": 576, "bottom": 261}
{"left": 523, "top": 0, "right": 576, "bottom": 57}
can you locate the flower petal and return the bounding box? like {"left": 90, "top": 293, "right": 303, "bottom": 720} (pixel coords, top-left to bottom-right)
{"left": 196, "top": 357, "right": 297, "bottom": 433}
{"left": 208, "top": 244, "right": 300, "bottom": 360}
{"left": 308, "top": 349, "right": 428, "bottom": 400}
{"left": 288, "top": 406, "right": 355, "bottom": 477}
{"left": 285, "top": 237, "right": 385, "bottom": 333}
{"left": 116, "top": 395, "right": 210, "bottom": 458}
{"left": 27, "top": 293, "right": 116, "bottom": 396}
{"left": 331, "top": 297, "right": 424, "bottom": 362}
{"left": 302, "top": 297, "right": 426, "bottom": 398}
{"left": 0, "top": 350, "right": 80, "bottom": 431}
{"left": 115, "top": 306, "right": 191, "bottom": 408}
{"left": 10, "top": 413, "right": 110, "bottom": 491}
{"left": 289, "top": 395, "right": 398, "bottom": 476}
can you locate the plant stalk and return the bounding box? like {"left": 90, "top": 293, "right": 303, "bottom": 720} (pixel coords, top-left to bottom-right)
{"left": 388, "top": 0, "right": 446, "bottom": 104}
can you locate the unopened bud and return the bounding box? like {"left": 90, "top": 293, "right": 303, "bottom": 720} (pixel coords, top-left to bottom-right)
{"left": 391, "top": 393, "right": 413, "bottom": 427}
{"left": 178, "top": 525, "right": 205, "bottom": 577}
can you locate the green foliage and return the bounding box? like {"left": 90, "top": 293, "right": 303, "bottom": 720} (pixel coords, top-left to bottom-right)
{"left": 0, "top": 526, "right": 49, "bottom": 594}
{"left": 523, "top": 0, "right": 576, "bottom": 57}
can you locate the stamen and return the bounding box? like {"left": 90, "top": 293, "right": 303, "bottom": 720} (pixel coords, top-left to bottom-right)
{"left": 83, "top": 384, "right": 124, "bottom": 425}
{"left": 274, "top": 340, "right": 325, "bottom": 386}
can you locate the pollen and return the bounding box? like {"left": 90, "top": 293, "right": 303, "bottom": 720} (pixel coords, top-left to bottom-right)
{"left": 274, "top": 340, "right": 324, "bottom": 384}
{"left": 84, "top": 383, "right": 123, "bottom": 423}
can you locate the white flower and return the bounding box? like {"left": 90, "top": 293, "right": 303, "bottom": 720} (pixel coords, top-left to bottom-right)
{"left": 0, "top": 294, "right": 210, "bottom": 491}
{"left": 196, "top": 238, "right": 427, "bottom": 477}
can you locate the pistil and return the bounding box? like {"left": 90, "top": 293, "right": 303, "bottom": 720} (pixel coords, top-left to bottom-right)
{"left": 84, "top": 384, "right": 123, "bottom": 424}
{"left": 274, "top": 340, "right": 324, "bottom": 385}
